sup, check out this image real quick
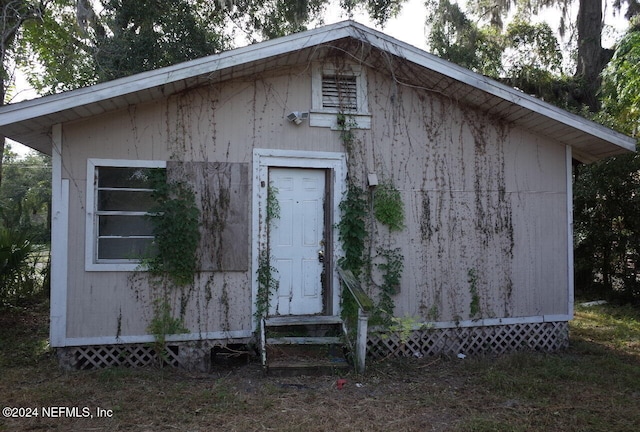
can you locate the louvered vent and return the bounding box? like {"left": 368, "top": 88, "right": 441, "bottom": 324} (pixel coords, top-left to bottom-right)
{"left": 322, "top": 75, "right": 357, "bottom": 111}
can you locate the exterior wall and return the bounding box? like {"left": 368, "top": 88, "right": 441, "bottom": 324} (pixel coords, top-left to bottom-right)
{"left": 356, "top": 68, "right": 569, "bottom": 323}
{"left": 56, "top": 61, "right": 570, "bottom": 346}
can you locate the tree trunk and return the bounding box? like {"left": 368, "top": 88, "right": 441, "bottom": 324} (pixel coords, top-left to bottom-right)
{"left": 576, "top": 0, "right": 609, "bottom": 112}
{"left": 0, "top": 74, "right": 5, "bottom": 190}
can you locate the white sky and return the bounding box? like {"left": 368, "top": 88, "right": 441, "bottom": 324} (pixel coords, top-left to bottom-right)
{"left": 8, "top": 0, "right": 631, "bottom": 156}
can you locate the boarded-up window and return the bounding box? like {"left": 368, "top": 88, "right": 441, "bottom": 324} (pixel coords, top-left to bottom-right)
{"left": 321, "top": 75, "right": 358, "bottom": 111}
{"left": 167, "top": 162, "right": 249, "bottom": 271}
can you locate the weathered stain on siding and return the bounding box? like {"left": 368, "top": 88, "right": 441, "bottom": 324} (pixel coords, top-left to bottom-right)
{"left": 61, "top": 61, "right": 569, "bottom": 341}
{"left": 167, "top": 161, "right": 249, "bottom": 271}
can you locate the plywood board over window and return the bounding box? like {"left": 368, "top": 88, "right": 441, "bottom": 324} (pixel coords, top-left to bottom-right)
{"left": 167, "top": 161, "right": 249, "bottom": 271}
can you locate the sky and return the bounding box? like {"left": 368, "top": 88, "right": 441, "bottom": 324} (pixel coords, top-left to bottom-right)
{"left": 8, "top": 0, "right": 631, "bottom": 156}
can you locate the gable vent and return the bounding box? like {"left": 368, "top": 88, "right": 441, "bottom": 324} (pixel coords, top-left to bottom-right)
{"left": 322, "top": 75, "right": 358, "bottom": 111}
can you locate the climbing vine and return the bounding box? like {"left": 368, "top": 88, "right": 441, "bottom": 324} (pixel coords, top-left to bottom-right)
{"left": 145, "top": 170, "right": 201, "bottom": 286}
{"left": 337, "top": 183, "right": 368, "bottom": 277}
{"left": 375, "top": 247, "right": 404, "bottom": 325}
{"left": 335, "top": 113, "right": 410, "bottom": 329}
{"left": 373, "top": 181, "right": 405, "bottom": 231}
{"left": 468, "top": 268, "right": 481, "bottom": 318}
{"left": 336, "top": 112, "right": 357, "bottom": 153}
{"left": 255, "top": 185, "right": 280, "bottom": 323}
{"left": 138, "top": 169, "right": 201, "bottom": 358}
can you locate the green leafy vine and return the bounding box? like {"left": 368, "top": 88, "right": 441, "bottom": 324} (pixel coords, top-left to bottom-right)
{"left": 145, "top": 170, "right": 201, "bottom": 286}
{"left": 373, "top": 181, "right": 405, "bottom": 231}
{"left": 468, "top": 268, "right": 481, "bottom": 318}
{"left": 255, "top": 185, "right": 280, "bottom": 324}
{"left": 374, "top": 247, "right": 404, "bottom": 325}
{"left": 139, "top": 169, "right": 201, "bottom": 359}
{"left": 337, "top": 112, "right": 357, "bottom": 152}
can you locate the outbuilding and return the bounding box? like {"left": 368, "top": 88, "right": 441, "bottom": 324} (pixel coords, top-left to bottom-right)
{"left": 0, "top": 21, "right": 634, "bottom": 371}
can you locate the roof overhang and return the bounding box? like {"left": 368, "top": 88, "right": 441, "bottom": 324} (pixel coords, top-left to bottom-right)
{"left": 0, "top": 20, "right": 635, "bottom": 162}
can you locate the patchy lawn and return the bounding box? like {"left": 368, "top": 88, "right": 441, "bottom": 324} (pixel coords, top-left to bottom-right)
{"left": 1, "top": 301, "right": 639, "bottom": 431}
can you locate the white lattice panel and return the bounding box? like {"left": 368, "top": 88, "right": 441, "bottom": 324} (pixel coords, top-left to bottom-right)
{"left": 58, "top": 339, "right": 251, "bottom": 371}
{"left": 367, "top": 322, "right": 569, "bottom": 359}
{"left": 67, "top": 344, "right": 181, "bottom": 370}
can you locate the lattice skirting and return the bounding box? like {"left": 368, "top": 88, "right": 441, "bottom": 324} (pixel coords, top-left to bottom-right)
{"left": 57, "top": 339, "right": 251, "bottom": 371}
{"left": 367, "top": 321, "right": 569, "bottom": 359}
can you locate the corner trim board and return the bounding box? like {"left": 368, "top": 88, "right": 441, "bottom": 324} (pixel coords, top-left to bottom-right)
{"left": 50, "top": 124, "right": 68, "bottom": 347}
{"left": 566, "top": 145, "right": 575, "bottom": 319}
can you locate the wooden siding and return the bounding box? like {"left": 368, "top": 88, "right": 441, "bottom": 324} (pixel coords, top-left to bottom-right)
{"left": 60, "top": 62, "right": 569, "bottom": 341}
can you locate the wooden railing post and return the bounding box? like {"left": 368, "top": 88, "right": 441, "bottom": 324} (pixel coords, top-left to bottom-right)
{"left": 337, "top": 266, "right": 374, "bottom": 374}
{"left": 356, "top": 308, "right": 368, "bottom": 373}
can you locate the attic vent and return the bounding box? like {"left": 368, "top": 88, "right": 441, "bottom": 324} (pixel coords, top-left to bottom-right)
{"left": 322, "top": 75, "right": 358, "bottom": 111}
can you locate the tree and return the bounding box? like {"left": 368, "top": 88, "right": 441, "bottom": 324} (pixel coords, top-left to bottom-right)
{"left": 573, "top": 18, "right": 640, "bottom": 302}
{"left": 0, "top": 1, "right": 54, "bottom": 188}
{"left": 18, "top": 0, "right": 410, "bottom": 91}
{"left": 600, "top": 16, "right": 640, "bottom": 137}
{"left": 0, "top": 145, "right": 51, "bottom": 243}
{"left": 448, "top": 0, "right": 639, "bottom": 111}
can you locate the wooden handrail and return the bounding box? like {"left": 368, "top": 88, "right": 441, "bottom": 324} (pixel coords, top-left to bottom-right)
{"left": 337, "top": 267, "right": 374, "bottom": 313}
{"left": 337, "top": 266, "right": 373, "bottom": 373}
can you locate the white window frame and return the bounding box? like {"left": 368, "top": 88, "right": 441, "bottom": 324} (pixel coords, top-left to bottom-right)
{"left": 85, "top": 158, "right": 166, "bottom": 272}
{"left": 310, "top": 62, "right": 371, "bottom": 130}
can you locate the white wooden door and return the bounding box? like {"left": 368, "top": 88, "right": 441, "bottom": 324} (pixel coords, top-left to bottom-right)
{"left": 269, "top": 168, "right": 325, "bottom": 315}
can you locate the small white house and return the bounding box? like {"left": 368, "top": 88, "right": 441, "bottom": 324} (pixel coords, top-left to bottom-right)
{"left": 0, "top": 21, "right": 634, "bottom": 370}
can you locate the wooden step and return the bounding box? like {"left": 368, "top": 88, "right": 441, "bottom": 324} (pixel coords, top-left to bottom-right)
{"left": 261, "top": 315, "right": 352, "bottom": 376}
{"left": 267, "top": 358, "right": 350, "bottom": 377}
{"left": 266, "top": 336, "right": 342, "bottom": 345}
{"left": 264, "top": 315, "right": 343, "bottom": 327}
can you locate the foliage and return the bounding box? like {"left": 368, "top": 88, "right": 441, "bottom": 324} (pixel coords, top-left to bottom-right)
{"left": 144, "top": 170, "right": 200, "bottom": 287}
{"left": 573, "top": 20, "right": 640, "bottom": 303}
{"left": 93, "top": 0, "right": 230, "bottom": 81}
{"left": 255, "top": 185, "right": 280, "bottom": 322}
{"left": 426, "top": 0, "right": 504, "bottom": 77}
{"left": 600, "top": 17, "right": 640, "bottom": 137}
{"left": 336, "top": 112, "right": 357, "bottom": 151}
{"left": 18, "top": 1, "right": 97, "bottom": 94}
{"left": 266, "top": 185, "right": 281, "bottom": 222}
{"left": 147, "top": 297, "right": 189, "bottom": 342}
{"left": 0, "top": 146, "right": 51, "bottom": 244}
{"left": 131, "top": 169, "right": 199, "bottom": 355}
{"left": 146, "top": 296, "right": 189, "bottom": 364}
{"left": 0, "top": 226, "right": 46, "bottom": 308}
{"left": 337, "top": 182, "right": 367, "bottom": 277}
{"left": 386, "top": 315, "right": 427, "bottom": 345}
{"left": 15, "top": 0, "right": 411, "bottom": 94}
{"left": 468, "top": 267, "right": 481, "bottom": 317}
{"left": 255, "top": 249, "right": 278, "bottom": 322}
{"left": 374, "top": 247, "right": 404, "bottom": 324}
{"left": 573, "top": 151, "right": 640, "bottom": 302}
{"left": 373, "top": 181, "right": 404, "bottom": 231}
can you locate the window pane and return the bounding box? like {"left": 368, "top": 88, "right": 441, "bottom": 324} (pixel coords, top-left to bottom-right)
{"left": 99, "top": 215, "right": 155, "bottom": 236}
{"left": 98, "top": 237, "right": 156, "bottom": 260}
{"left": 97, "top": 167, "right": 162, "bottom": 189}
{"left": 98, "top": 190, "right": 156, "bottom": 211}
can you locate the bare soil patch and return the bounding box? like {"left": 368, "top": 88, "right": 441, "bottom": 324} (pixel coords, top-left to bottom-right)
{"left": 1, "top": 301, "right": 639, "bottom": 431}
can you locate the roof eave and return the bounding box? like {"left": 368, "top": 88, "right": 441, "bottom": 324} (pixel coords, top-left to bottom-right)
{"left": 0, "top": 20, "right": 635, "bottom": 161}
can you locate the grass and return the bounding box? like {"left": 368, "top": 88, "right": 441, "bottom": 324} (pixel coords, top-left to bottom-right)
{"left": 1, "top": 300, "right": 639, "bottom": 431}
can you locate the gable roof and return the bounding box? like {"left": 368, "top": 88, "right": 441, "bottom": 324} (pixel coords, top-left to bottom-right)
{"left": 0, "top": 20, "right": 634, "bottom": 162}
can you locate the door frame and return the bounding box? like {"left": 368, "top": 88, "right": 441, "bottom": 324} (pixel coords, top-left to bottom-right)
{"left": 251, "top": 149, "right": 347, "bottom": 327}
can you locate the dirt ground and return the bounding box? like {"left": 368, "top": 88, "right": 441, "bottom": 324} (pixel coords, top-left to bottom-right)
{"left": 2, "top": 301, "right": 640, "bottom": 431}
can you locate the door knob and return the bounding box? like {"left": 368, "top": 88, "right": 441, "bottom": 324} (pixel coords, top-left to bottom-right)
{"left": 318, "top": 250, "right": 324, "bottom": 263}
